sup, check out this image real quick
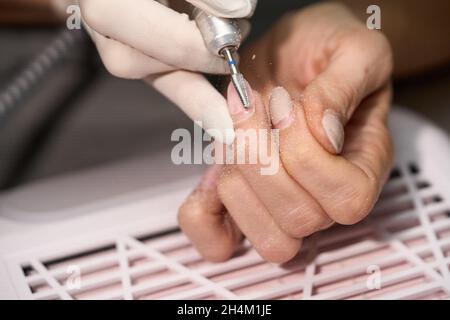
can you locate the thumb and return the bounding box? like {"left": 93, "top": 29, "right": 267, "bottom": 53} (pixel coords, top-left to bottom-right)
{"left": 298, "top": 32, "right": 392, "bottom": 154}
{"left": 187, "top": 0, "right": 257, "bottom": 18}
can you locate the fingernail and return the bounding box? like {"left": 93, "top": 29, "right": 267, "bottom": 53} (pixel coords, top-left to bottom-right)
{"left": 227, "top": 79, "right": 255, "bottom": 122}
{"left": 269, "top": 86, "right": 294, "bottom": 129}
{"left": 322, "top": 109, "right": 344, "bottom": 153}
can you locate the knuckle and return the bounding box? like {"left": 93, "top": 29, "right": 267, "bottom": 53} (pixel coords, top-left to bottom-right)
{"left": 278, "top": 205, "right": 327, "bottom": 238}
{"left": 178, "top": 197, "right": 236, "bottom": 263}
{"left": 201, "top": 239, "right": 235, "bottom": 262}
{"left": 347, "top": 29, "right": 393, "bottom": 77}
{"left": 202, "top": 249, "right": 234, "bottom": 263}
{"left": 177, "top": 204, "right": 192, "bottom": 230}
{"left": 283, "top": 222, "right": 314, "bottom": 239}
{"left": 365, "top": 31, "right": 393, "bottom": 75}
{"left": 377, "top": 35, "right": 394, "bottom": 75}
{"left": 255, "top": 235, "right": 301, "bottom": 264}
{"left": 331, "top": 182, "right": 377, "bottom": 225}
{"left": 177, "top": 196, "right": 204, "bottom": 228}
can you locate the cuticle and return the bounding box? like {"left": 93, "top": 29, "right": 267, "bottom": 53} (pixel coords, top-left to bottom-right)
{"left": 274, "top": 110, "right": 294, "bottom": 130}
{"left": 232, "top": 106, "right": 255, "bottom": 124}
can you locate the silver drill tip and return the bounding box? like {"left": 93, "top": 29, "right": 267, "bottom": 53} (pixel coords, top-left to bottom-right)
{"left": 221, "top": 47, "right": 251, "bottom": 109}
{"left": 231, "top": 73, "right": 250, "bottom": 108}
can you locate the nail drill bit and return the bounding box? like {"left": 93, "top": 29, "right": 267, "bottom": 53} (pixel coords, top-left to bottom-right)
{"left": 193, "top": 8, "right": 250, "bottom": 109}
{"left": 221, "top": 47, "right": 250, "bottom": 108}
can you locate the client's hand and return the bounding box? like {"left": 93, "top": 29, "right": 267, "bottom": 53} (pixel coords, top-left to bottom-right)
{"left": 179, "top": 2, "right": 394, "bottom": 263}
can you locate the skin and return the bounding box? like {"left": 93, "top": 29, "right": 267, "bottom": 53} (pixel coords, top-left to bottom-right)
{"left": 179, "top": 3, "right": 394, "bottom": 263}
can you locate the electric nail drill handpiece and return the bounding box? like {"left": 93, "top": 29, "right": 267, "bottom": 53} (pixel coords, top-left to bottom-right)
{"left": 193, "top": 8, "right": 250, "bottom": 109}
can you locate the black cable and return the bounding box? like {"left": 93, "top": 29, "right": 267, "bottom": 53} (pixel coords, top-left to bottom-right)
{"left": 0, "top": 28, "right": 87, "bottom": 124}
{"left": 0, "top": 28, "right": 100, "bottom": 189}
{"left": 2, "top": 74, "right": 99, "bottom": 189}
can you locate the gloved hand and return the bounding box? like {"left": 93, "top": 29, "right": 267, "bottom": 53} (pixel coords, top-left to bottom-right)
{"left": 77, "top": 0, "right": 257, "bottom": 144}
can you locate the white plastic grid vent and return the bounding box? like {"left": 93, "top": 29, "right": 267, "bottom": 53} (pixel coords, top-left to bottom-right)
{"left": 12, "top": 162, "right": 450, "bottom": 300}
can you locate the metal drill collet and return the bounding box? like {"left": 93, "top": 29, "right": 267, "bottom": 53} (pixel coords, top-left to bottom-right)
{"left": 193, "top": 8, "right": 251, "bottom": 109}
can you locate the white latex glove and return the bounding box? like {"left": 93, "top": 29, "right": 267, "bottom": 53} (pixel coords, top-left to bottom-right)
{"left": 77, "top": 0, "right": 257, "bottom": 144}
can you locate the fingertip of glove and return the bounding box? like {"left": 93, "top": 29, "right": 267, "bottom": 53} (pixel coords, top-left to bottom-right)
{"left": 189, "top": 0, "right": 256, "bottom": 18}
